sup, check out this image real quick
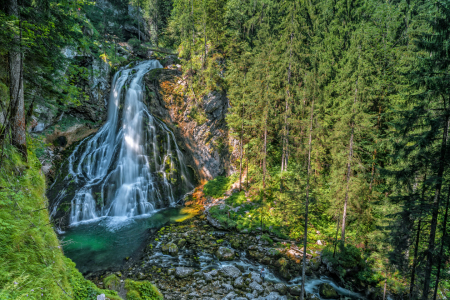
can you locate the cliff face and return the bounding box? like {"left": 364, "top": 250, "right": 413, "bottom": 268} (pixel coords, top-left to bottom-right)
{"left": 144, "top": 66, "right": 238, "bottom": 181}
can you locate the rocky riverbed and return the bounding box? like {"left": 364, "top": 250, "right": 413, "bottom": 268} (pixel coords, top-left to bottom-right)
{"left": 86, "top": 209, "right": 367, "bottom": 300}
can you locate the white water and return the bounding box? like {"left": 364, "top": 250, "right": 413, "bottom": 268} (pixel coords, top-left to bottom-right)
{"left": 66, "top": 60, "right": 193, "bottom": 224}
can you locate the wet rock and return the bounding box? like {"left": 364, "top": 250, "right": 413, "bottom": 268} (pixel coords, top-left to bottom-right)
{"left": 233, "top": 276, "right": 245, "bottom": 288}
{"left": 256, "top": 291, "right": 288, "bottom": 300}
{"left": 188, "top": 291, "right": 199, "bottom": 298}
{"left": 162, "top": 242, "right": 179, "bottom": 256}
{"left": 222, "top": 283, "right": 234, "bottom": 292}
{"left": 220, "top": 265, "right": 241, "bottom": 279}
{"left": 249, "top": 281, "right": 264, "bottom": 295}
{"left": 175, "top": 267, "right": 194, "bottom": 278}
{"left": 273, "top": 283, "right": 287, "bottom": 295}
{"left": 207, "top": 214, "right": 223, "bottom": 229}
{"left": 216, "top": 246, "right": 235, "bottom": 261}
{"left": 97, "top": 295, "right": 105, "bottom": 300}
{"left": 178, "top": 238, "right": 187, "bottom": 248}
{"left": 289, "top": 285, "right": 303, "bottom": 296}
{"left": 306, "top": 293, "right": 320, "bottom": 300}
{"left": 204, "top": 272, "right": 213, "bottom": 282}
{"left": 319, "top": 283, "right": 339, "bottom": 299}
{"left": 250, "top": 272, "right": 263, "bottom": 284}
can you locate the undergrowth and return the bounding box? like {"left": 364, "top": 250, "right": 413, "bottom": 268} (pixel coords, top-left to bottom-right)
{"left": 125, "top": 279, "right": 163, "bottom": 300}
{"left": 0, "top": 143, "right": 120, "bottom": 299}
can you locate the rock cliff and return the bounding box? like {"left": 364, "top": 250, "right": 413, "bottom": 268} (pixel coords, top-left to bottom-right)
{"left": 144, "top": 66, "right": 238, "bottom": 181}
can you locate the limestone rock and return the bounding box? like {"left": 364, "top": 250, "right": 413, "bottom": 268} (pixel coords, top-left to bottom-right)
{"left": 220, "top": 265, "right": 241, "bottom": 279}
{"left": 289, "top": 285, "right": 302, "bottom": 296}
{"left": 273, "top": 283, "right": 287, "bottom": 295}
{"left": 233, "top": 276, "right": 245, "bottom": 288}
{"left": 216, "top": 246, "right": 235, "bottom": 261}
{"left": 249, "top": 281, "right": 264, "bottom": 295}
{"left": 175, "top": 267, "right": 194, "bottom": 278}
{"left": 162, "top": 242, "right": 179, "bottom": 256}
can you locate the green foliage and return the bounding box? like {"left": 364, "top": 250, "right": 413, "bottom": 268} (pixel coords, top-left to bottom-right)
{"left": 0, "top": 144, "right": 121, "bottom": 300}
{"left": 203, "top": 176, "right": 233, "bottom": 198}
{"left": 225, "top": 191, "right": 246, "bottom": 207}
{"left": 124, "top": 279, "right": 163, "bottom": 300}
{"left": 188, "top": 104, "right": 207, "bottom": 125}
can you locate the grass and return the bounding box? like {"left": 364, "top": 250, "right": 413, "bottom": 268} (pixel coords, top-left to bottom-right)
{"left": 0, "top": 143, "right": 121, "bottom": 300}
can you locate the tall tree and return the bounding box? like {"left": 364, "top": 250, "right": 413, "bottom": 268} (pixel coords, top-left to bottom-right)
{"left": 7, "top": 0, "right": 26, "bottom": 159}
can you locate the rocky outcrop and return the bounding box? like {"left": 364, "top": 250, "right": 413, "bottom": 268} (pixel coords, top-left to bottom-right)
{"left": 144, "top": 67, "right": 239, "bottom": 181}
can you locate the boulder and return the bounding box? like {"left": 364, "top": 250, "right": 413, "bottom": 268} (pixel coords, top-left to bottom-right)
{"left": 250, "top": 272, "right": 263, "bottom": 284}
{"left": 161, "top": 242, "right": 178, "bottom": 256}
{"left": 249, "top": 281, "right": 264, "bottom": 295}
{"left": 175, "top": 267, "right": 194, "bottom": 278}
{"left": 233, "top": 276, "right": 245, "bottom": 288}
{"left": 178, "top": 238, "right": 186, "bottom": 248}
{"left": 289, "top": 285, "right": 302, "bottom": 296}
{"left": 256, "top": 291, "right": 288, "bottom": 300}
{"left": 306, "top": 293, "right": 320, "bottom": 300}
{"left": 273, "top": 283, "right": 287, "bottom": 295}
{"left": 222, "top": 283, "right": 234, "bottom": 292}
{"left": 216, "top": 246, "right": 235, "bottom": 261}
{"left": 220, "top": 265, "right": 242, "bottom": 279}
{"left": 319, "top": 283, "right": 339, "bottom": 299}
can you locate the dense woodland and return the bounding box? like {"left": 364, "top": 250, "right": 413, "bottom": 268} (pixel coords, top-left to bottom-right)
{"left": 1, "top": 0, "right": 450, "bottom": 299}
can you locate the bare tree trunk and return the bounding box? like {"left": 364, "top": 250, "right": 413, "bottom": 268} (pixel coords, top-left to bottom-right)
{"left": 410, "top": 173, "right": 427, "bottom": 299}
{"left": 8, "top": 0, "right": 27, "bottom": 159}
{"left": 383, "top": 277, "right": 387, "bottom": 300}
{"left": 263, "top": 116, "right": 267, "bottom": 189}
{"left": 138, "top": 2, "right": 141, "bottom": 42}
{"left": 423, "top": 116, "right": 449, "bottom": 299}
{"left": 341, "top": 80, "right": 358, "bottom": 243}
{"left": 432, "top": 184, "right": 450, "bottom": 300}
{"left": 300, "top": 97, "right": 314, "bottom": 300}
{"left": 239, "top": 103, "right": 244, "bottom": 191}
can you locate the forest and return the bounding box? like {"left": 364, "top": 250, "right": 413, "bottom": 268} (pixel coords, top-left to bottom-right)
{"left": 1, "top": 0, "right": 450, "bottom": 299}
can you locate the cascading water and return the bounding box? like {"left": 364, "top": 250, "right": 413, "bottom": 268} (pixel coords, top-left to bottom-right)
{"left": 56, "top": 60, "right": 193, "bottom": 225}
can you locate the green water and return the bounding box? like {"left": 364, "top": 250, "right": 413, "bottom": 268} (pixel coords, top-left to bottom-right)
{"left": 60, "top": 207, "right": 194, "bottom": 274}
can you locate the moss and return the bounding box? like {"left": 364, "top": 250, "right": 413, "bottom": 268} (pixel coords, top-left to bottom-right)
{"left": 103, "top": 274, "right": 120, "bottom": 291}
{"left": 0, "top": 144, "right": 121, "bottom": 300}
{"left": 124, "top": 279, "right": 163, "bottom": 300}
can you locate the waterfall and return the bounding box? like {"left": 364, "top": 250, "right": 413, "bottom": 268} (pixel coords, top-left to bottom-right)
{"left": 65, "top": 60, "right": 193, "bottom": 224}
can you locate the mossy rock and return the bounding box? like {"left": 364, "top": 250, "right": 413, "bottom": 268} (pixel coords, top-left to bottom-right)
{"left": 216, "top": 246, "right": 235, "bottom": 261}
{"left": 125, "top": 279, "right": 163, "bottom": 300}
{"left": 103, "top": 274, "right": 120, "bottom": 291}
{"left": 177, "top": 238, "right": 186, "bottom": 248}
{"left": 161, "top": 242, "right": 179, "bottom": 256}
{"left": 319, "top": 283, "right": 339, "bottom": 299}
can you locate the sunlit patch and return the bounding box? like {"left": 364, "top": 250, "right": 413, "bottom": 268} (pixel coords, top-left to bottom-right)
{"left": 125, "top": 135, "right": 139, "bottom": 151}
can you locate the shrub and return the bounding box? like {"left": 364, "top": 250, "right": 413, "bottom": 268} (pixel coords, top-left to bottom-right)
{"left": 204, "top": 176, "right": 232, "bottom": 198}
{"left": 125, "top": 279, "right": 163, "bottom": 300}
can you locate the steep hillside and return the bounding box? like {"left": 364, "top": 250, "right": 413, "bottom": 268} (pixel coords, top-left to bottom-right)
{"left": 0, "top": 145, "right": 121, "bottom": 299}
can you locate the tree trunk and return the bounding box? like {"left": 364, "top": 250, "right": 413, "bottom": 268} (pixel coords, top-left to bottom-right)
{"left": 263, "top": 116, "right": 267, "bottom": 189}
{"left": 422, "top": 116, "right": 449, "bottom": 299}
{"left": 341, "top": 80, "right": 358, "bottom": 242}
{"left": 239, "top": 103, "right": 244, "bottom": 191}
{"left": 410, "top": 173, "right": 427, "bottom": 299}
{"left": 8, "top": 0, "right": 27, "bottom": 159}
{"left": 432, "top": 184, "right": 450, "bottom": 300}
{"left": 300, "top": 97, "right": 314, "bottom": 300}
